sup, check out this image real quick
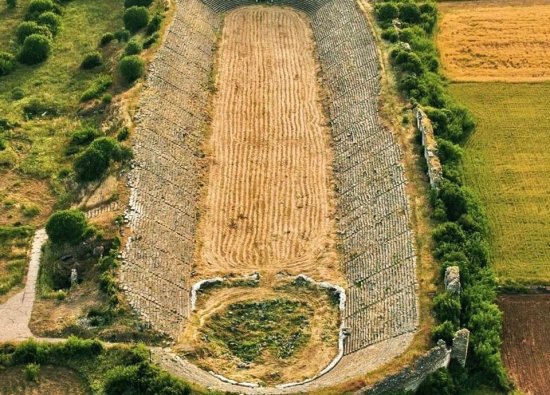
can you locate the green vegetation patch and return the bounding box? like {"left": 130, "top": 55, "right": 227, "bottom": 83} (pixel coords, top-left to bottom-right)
{"left": 201, "top": 298, "right": 312, "bottom": 363}
{"left": 0, "top": 225, "right": 33, "bottom": 297}
{"left": 451, "top": 82, "right": 550, "bottom": 285}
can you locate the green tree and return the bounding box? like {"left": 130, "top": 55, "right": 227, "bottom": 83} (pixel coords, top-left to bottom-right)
{"left": 123, "top": 6, "right": 149, "bottom": 33}
{"left": 18, "top": 34, "right": 51, "bottom": 65}
{"left": 119, "top": 55, "right": 144, "bottom": 83}
{"left": 46, "top": 210, "right": 88, "bottom": 245}
{"left": 74, "top": 146, "right": 110, "bottom": 182}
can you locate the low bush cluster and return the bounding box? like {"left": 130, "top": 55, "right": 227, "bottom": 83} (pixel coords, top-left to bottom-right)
{"left": 119, "top": 55, "right": 144, "bottom": 83}
{"left": 74, "top": 136, "right": 132, "bottom": 182}
{"left": 0, "top": 52, "right": 16, "bottom": 76}
{"left": 376, "top": 0, "right": 509, "bottom": 392}
{"left": 80, "top": 51, "right": 102, "bottom": 69}
{"left": 80, "top": 75, "right": 112, "bottom": 102}
{"left": 0, "top": 338, "right": 193, "bottom": 394}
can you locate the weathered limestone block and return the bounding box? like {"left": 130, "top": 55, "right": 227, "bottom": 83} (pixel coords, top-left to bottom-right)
{"left": 451, "top": 328, "right": 470, "bottom": 367}
{"left": 444, "top": 265, "right": 461, "bottom": 295}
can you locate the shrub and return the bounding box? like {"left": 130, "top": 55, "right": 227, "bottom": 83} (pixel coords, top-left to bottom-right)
{"left": 70, "top": 127, "right": 101, "bottom": 146}
{"left": 119, "top": 55, "right": 144, "bottom": 83}
{"left": 23, "top": 363, "right": 40, "bottom": 382}
{"left": 117, "top": 127, "right": 129, "bottom": 141}
{"left": 416, "top": 368, "right": 456, "bottom": 395}
{"left": 7, "top": 0, "right": 17, "bottom": 9}
{"left": 11, "top": 87, "right": 25, "bottom": 100}
{"left": 433, "top": 222, "right": 466, "bottom": 245}
{"left": 431, "top": 320, "right": 457, "bottom": 344}
{"left": 89, "top": 137, "right": 119, "bottom": 159}
{"left": 114, "top": 29, "right": 130, "bottom": 42}
{"left": 146, "top": 11, "right": 162, "bottom": 35}
{"left": 398, "top": 3, "right": 421, "bottom": 24}
{"left": 16, "top": 21, "right": 51, "bottom": 44}
{"left": 142, "top": 32, "right": 158, "bottom": 49}
{"left": 74, "top": 146, "right": 110, "bottom": 182}
{"left": 124, "top": 0, "right": 152, "bottom": 7}
{"left": 37, "top": 11, "right": 61, "bottom": 35}
{"left": 123, "top": 6, "right": 149, "bottom": 33}
{"left": 102, "top": 93, "right": 112, "bottom": 104}
{"left": 80, "top": 51, "right": 102, "bottom": 69}
{"left": 22, "top": 97, "right": 59, "bottom": 118}
{"left": 45, "top": 209, "right": 88, "bottom": 245}
{"left": 18, "top": 34, "right": 51, "bottom": 65}
{"left": 26, "top": 0, "right": 55, "bottom": 18}
{"left": 124, "top": 39, "right": 142, "bottom": 55}
{"left": 375, "top": 3, "right": 398, "bottom": 23}
{"left": 433, "top": 292, "right": 461, "bottom": 325}
{"left": 0, "top": 52, "right": 15, "bottom": 76}
{"left": 100, "top": 32, "right": 114, "bottom": 46}
{"left": 381, "top": 27, "right": 399, "bottom": 43}
{"left": 80, "top": 75, "right": 112, "bottom": 102}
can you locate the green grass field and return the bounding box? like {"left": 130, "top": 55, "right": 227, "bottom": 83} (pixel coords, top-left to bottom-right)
{"left": 450, "top": 83, "right": 550, "bottom": 285}
{"left": 0, "top": 0, "right": 124, "bottom": 296}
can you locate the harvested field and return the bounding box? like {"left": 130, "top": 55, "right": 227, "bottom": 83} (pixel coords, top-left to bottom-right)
{"left": 197, "top": 6, "right": 341, "bottom": 283}
{"left": 499, "top": 294, "right": 550, "bottom": 395}
{"left": 438, "top": 0, "right": 550, "bottom": 82}
{"left": 451, "top": 83, "right": 550, "bottom": 284}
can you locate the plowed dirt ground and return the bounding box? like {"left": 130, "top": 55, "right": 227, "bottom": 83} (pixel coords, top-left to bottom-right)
{"left": 196, "top": 6, "right": 342, "bottom": 284}
{"left": 499, "top": 294, "right": 550, "bottom": 395}
{"left": 438, "top": 0, "right": 550, "bottom": 82}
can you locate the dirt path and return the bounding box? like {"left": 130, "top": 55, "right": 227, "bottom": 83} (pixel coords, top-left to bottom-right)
{"left": 0, "top": 229, "right": 47, "bottom": 341}
{"left": 196, "top": 6, "right": 342, "bottom": 284}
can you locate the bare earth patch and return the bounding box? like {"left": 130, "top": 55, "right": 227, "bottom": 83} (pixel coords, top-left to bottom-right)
{"left": 0, "top": 365, "right": 88, "bottom": 395}
{"left": 438, "top": 0, "right": 550, "bottom": 82}
{"left": 499, "top": 294, "right": 550, "bottom": 395}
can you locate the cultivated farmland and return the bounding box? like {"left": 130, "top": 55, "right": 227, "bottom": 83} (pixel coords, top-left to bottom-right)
{"left": 438, "top": 0, "right": 550, "bottom": 82}
{"left": 499, "top": 295, "right": 550, "bottom": 395}
{"left": 450, "top": 83, "right": 550, "bottom": 284}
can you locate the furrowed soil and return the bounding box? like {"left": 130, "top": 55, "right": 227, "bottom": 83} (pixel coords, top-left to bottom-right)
{"left": 196, "top": 6, "right": 342, "bottom": 284}
{"left": 499, "top": 294, "right": 550, "bottom": 395}
{"left": 437, "top": 0, "right": 550, "bottom": 82}
{"left": 451, "top": 83, "right": 550, "bottom": 284}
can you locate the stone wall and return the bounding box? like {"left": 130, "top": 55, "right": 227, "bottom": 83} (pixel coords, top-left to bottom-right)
{"left": 415, "top": 107, "right": 442, "bottom": 188}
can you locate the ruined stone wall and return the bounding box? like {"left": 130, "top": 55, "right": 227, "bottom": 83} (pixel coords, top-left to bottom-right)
{"left": 121, "top": 0, "right": 221, "bottom": 337}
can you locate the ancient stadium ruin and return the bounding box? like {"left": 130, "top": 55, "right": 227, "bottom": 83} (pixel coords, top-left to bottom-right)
{"left": 121, "top": 0, "right": 419, "bottom": 391}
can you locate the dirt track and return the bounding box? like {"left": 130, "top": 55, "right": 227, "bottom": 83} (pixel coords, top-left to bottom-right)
{"left": 196, "top": 6, "right": 342, "bottom": 284}
{"left": 499, "top": 294, "right": 550, "bottom": 395}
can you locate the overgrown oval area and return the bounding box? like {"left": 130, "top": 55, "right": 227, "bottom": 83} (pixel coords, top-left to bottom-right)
{"left": 177, "top": 279, "right": 341, "bottom": 385}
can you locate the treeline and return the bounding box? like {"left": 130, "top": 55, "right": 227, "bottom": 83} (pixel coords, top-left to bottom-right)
{"left": 374, "top": 0, "right": 510, "bottom": 392}
{"left": 0, "top": 337, "right": 200, "bottom": 394}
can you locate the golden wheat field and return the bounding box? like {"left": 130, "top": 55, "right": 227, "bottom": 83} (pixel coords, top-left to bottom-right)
{"left": 438, "top": 0, "right": 550, "bottom": 82}
{"left": 451, "top": 83, "right": 550, "bottom": 284}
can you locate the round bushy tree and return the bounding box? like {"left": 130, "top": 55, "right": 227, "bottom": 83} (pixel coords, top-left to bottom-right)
{"left": 26, "top": 0, "right": 55, "bottom": 18}
{"left": 100, "top": 32, "right": 115, "bottom": 46}
{"left": 124, "top": 0, "right": 152, "bottom": 8}
{"left": 376, "top": 3, "right": 398, "bottom": 23}
{"left": 46, "top": 209, "right": 88, "bottom": 245}
{"left": 124, "top": 39, "right": 142, "bottom": 55}
{"left": 37, "top": 11, "right": 61, "bottom": 35}
{"left": 119, "top": 55, "right": 144, "bottom": 83}
{"left": 18, "top": 34, "right": 51, "bottom": 65}
{"left": 7, "top": 0, "right": 17, "bottom": 9}
{"left": 74, "top": 146, "right": 110, "bottom": 182}
{"left": 123, "top": 6, "right": 149, "bottom": 33}
{"left": 0, "top": 52, "right": 15, "bottom": 76}
{"left": 398, "top": 2, "right": 421, "bottom": 24}
{"left": 16, "top": 21, "right": 51, "bottom": 44}
{"left": 80, "top": 51, "right": 102, "bottom": 69}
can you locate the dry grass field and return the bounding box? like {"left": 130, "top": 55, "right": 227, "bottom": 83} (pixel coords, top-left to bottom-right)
{"left": 451, "top": 83, "right": 550, "bottom": 284}
{"left": 197, "top": 6, "right": 341, "bottom": 283}
{"left": 438, "top": 0, "right": 550, "bottom": 82}
{"left": 499, "top": 294, "right": 550, "bottom": 395}
{"left": 0, "top": 365, "right": 89, "bottom": 395}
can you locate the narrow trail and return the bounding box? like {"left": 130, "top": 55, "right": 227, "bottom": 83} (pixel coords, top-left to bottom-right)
{"left": 0, "top": 229, "right": 47, "bottom": 341}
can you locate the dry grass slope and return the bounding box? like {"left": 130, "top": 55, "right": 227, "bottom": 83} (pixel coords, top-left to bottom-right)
{"left": 197, "top": 6, "right": 341, "bottom": 283}
{"left": 438, "top": 0, "right": 550, "bottom": 82}
{"left": 451, "top": 83, "right": 550, "bottom": 284}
